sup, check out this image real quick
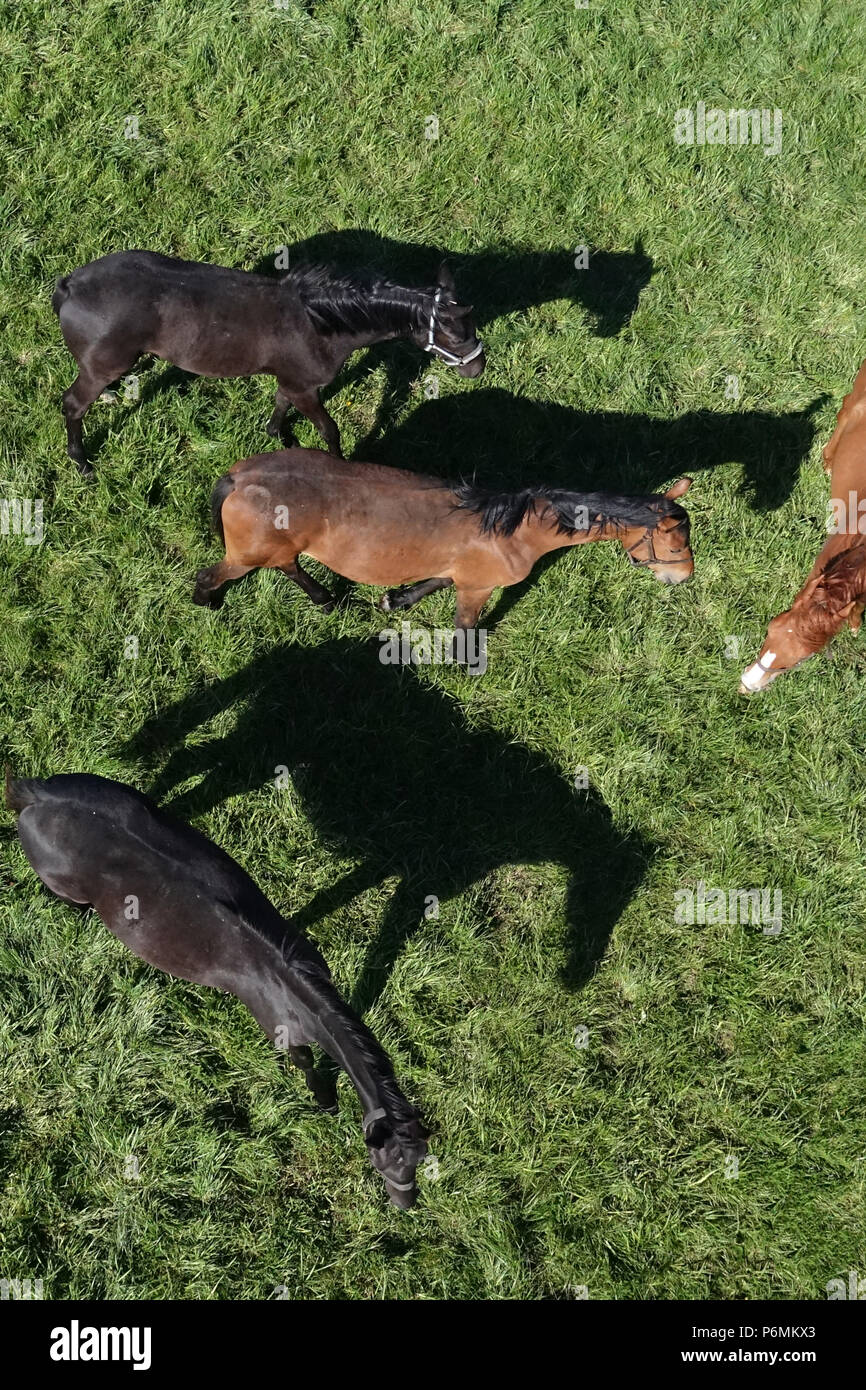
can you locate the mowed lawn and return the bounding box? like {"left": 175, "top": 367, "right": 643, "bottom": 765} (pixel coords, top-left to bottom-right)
{"left": 0, "top": 0, "right": 864, "bottom": 1300}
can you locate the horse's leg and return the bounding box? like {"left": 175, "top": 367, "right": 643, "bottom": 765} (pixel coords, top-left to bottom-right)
{"left": 192, "top": 560, "right": 254, "bottom": 608}
{"left": 380, "top": 577, "right": 453, "bottom": 612}
{"left": 62, "top": 363, "right": 129, "bottom": 476}
{"left": 287, "top": 1044, "right": 338, "bottom": 1113}
{"left": 280, "top": 559, "right": 336, "bottom": 611}
{"left": 451, "top": 586, "right": 493, "bottom": 663}
{"left": 266, "top": 384, "right": 296, "bottom": 443}
{"left": 454, "top": 587, "right": 493, "bottom": 631}
{"left": 286, "top": 388, "right": 343, "bottom": 458}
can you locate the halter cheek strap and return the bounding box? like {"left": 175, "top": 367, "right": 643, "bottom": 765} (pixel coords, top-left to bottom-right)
{"left": 362, "top": 1108, "right": 416, "bottom": 1190}
{"left": 625, "top": 529, "right": 658, "bottom": 565}
{"left": 424, "top": 287, "right": 484, "bottom": 367}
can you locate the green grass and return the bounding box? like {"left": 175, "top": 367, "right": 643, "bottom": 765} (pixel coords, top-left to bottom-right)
{"left": 1, "top": 0, "right": 865, "bottom": 1300}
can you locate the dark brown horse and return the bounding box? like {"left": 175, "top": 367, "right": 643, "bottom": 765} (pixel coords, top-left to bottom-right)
{"left": 193, "top": 449, "right": 693, "bottom": 632}
{"left": 6, "top": 769, "right": 427, "bottom": 1208}
{"left": 52, "top": 252, "right": 484, "bottom": 474}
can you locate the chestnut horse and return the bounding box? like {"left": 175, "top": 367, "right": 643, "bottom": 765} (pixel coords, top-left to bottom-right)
{"left": 6, "top": 769, "right": 427, "bottom": 1208}
{"left": 740, "top": 360, "right": 866, "bottom": 692}
{"left": 52, "top": 252, "right": 483, "bottom": 474}
{"left": 193, "top": 449, "right": 693, "bottom": 630}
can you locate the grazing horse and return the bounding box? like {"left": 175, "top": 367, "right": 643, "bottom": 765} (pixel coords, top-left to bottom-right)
{"left": 740, "top": 360, "right": 866, "bottom": 693}
{"left": 52, "top": 251, "right": 484, "bottom": 474}
{"left": 192, "top": 449, "right": 694, "bottom": 632}
{"left": 5, "top": 769, "right": 427, "bottom": 1208}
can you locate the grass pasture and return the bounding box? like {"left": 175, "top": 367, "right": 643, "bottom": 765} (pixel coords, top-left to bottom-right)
{"left": 0, "top": 0, "right": 864, "bottom": 1300}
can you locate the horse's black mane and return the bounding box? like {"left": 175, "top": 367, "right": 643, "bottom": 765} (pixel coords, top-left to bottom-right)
{"left": 288, "top": 958, "right": 424, "bottom": 1135}
{"left": 286, "top": 262, "right": 444, "bottom": 337}
{"left": 451, "top": 481, "right": 687, "bottom": 538}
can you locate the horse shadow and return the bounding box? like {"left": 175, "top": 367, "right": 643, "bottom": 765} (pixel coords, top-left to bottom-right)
{"left": 120, "top": 639, "right": 653, "bottom": 1015}
{"left": 250, "top": 229, "right": 655, "bottom": 445}
{"left": 364, "top": 386, "right": 823, "bottom": 512}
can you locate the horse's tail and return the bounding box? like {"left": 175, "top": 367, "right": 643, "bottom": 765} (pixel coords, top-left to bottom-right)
{"left": 51, "top": 275, "right": 72, "bottom": 317}
{"left": 5, "top": 765, "right": 39, "bottom": 812}
{"left": 210, "top": 472, "right": 235, "bottom": 546}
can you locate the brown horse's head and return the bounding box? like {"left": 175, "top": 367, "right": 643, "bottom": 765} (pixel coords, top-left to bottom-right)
{"left": 623, "top": 477, "right": 694, "bottom": 584}
{"left": 739, "top": 544, "right": 866, "bottom": 693}
{"left": 418, "top": 262, "right": 485, "bottom": 378}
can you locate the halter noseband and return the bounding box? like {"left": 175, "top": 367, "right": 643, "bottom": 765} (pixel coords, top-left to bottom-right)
{"left": 424, "top": 287, "right": 484, "bottom": 367}
{"left": 740, "top": 650, "right": 778, "bottom": 691}
{"left": 362, "top": 1107, "right": 416, "bottom": 1190}
{"left": 625, "top": 519, "right": 686, "bottom": 571}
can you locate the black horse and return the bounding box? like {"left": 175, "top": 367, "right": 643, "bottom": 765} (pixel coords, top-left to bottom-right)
{"left": 52, "top": 251, "right": 484, "bottom": 474}
{"left": 5, "top": 768, "right": 427, "bottom": 1208}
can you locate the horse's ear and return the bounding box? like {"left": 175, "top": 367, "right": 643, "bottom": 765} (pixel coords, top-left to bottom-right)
{"left": 437, "top": 261, "right": 457, "bottom": 297}
{"left": 665, "top": 477, "right": 692, "bottom": 499}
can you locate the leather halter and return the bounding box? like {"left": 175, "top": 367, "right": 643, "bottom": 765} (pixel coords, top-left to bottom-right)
{"left": 424, "top": 287, "right": 484, "bottom": 367}
{"left": 625, "top": 520, "right": 685, "bottom": 572}
{"left": 362, "top": 1108, "right": 416, "bottom": 1191}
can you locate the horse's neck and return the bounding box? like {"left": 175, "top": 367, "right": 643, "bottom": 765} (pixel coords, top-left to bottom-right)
{"left": 282, "top": 960, "right": 404, "bottom": 1119}
{"left": 805, "top": 533, "right": 866, "bottom": 588}
{"left": 302, "top": 285, "right": 429, "bottom": 351}
{"left": 516, "top": 506, "right": 622, "bottom": 559}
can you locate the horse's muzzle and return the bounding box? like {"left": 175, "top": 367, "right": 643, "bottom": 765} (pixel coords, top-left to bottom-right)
{"left": 458, "top": 350, "right": 486, "bottom": 379}
{"left": 385, "top": 1177, "right": 419, "bottom": 1209}
{"left": 651, "top": 560, "right": 694, "bottom": 585}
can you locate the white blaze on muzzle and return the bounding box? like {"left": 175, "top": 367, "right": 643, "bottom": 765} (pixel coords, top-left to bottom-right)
{"left": 740, "top": 650, "right": 777, "bottom": 691}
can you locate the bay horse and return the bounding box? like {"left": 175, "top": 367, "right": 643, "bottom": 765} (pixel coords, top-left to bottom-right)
{"left": 6, "top": 769, "right": 427, "bottom": 1208}
{"left": 740, "top": 359, "right": 866, "bottom": 693}
{"left": 192, "top": 449, "right": 694, "bottom": 631}
{"left": 52, "top": 251, "right": 484, "bottom": 475}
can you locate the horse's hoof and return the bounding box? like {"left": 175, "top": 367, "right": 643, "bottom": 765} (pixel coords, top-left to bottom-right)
{"left": 380, "top": 592, "right": 393, "bottom": 612}
{"left": 192, "top": 586, "right": 220, "bottom": 610}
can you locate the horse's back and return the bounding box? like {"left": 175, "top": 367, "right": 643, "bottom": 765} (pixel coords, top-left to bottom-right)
{"left": 12, "top": 774, "right": 291, "bottom": 967}
{"left": 230, "top": 447, "right": 448, "bottom": 499}
{"left": 823, "top": 357, "right": 866, "bottom": 477}
{"left": 64, "top": 250, "right": 256, "bottom": 293}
